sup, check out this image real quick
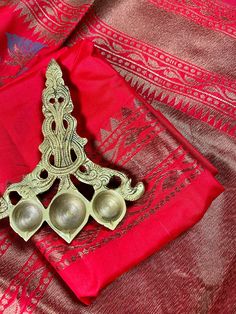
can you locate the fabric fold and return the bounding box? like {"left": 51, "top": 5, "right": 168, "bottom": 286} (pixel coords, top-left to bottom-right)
{"left": 0, "top": 39, "right": 223, "bottom": 304}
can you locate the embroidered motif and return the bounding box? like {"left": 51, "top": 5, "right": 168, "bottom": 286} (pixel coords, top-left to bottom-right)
{"left": 0, "top": 33, "right": 45, "bottom": 85}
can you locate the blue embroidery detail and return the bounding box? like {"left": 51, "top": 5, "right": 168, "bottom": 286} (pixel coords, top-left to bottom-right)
{"left": 6, "top": 33, "right": 45, "bottom": 56}
{"left": 0, "top": 33, "right": 46, "bottom": 84}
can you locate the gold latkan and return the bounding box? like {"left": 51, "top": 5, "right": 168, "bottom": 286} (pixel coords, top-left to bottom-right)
{"left": 0, "top": 59, "right": 145, "bottom": 243}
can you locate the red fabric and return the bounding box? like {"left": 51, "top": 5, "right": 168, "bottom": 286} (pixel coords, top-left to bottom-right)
{"left": 0, "top": 1, "right": 235, "bottom": 312}
{"left": 0, "top": 39, "right": 223, "bottom": 304}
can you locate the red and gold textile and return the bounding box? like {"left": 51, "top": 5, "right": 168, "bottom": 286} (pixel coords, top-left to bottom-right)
{"left": 0, "top": 1, "right": 235, "bottom": 313}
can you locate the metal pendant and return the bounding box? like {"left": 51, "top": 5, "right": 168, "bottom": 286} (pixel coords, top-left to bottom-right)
{"left": 0, "top": 60, "right": 145, "bottom": 243}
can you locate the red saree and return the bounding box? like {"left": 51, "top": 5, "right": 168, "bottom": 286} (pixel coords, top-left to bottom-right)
{"left": 0, "top": 1, "right": 235, "bottom": 313}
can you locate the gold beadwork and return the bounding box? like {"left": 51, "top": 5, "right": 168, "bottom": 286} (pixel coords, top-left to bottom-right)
{"left": 0, "top": 59, "right": 145, "bottom": 243}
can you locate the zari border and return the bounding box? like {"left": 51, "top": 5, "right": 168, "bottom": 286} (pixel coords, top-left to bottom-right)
{"left": 0, "top": 227, "right": 12, "bottom": 257}
{"left": 148, "top": 0, "right": 236, "bottom": 39}
{"left": 68, "top": 13, "right": 236, "bottom": 136}
{"left": 0, "top": 0, "right": 93, "bottom": 44}
{"left": 0, "top": 252, "right": 52, "bottom": 313}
